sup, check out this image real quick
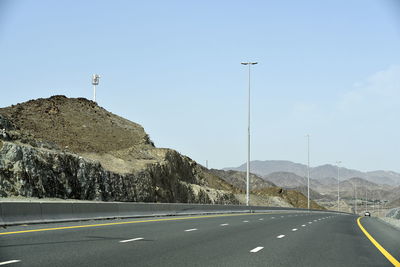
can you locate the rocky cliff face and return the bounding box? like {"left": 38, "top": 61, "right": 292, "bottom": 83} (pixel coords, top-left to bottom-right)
{"left": 0, "top": 96, "right": 238, "bottom": 204}
{"left": 0, "top": 139, "right": 237, "bottom": 204}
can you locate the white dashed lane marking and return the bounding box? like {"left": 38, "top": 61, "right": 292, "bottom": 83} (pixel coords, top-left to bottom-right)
{"left": 185, "top": 228, "right": 198, "bottom": 232}
{"left": 277, "top": 235, "right": 285, "bottom": 239}
{"left": 301, "top": 224, "right": 306, "bottom": 227}
{"left": 259, "top": 218, "right": 264, "bottom": 221}
{"left": 243, "top": 220, "right": 249, "bottom": 223}
{"left": 250, "top": 247, "right": 264, "bottom": 253}
{"left": 0, "top": 260, "right": 21, "bottom": 266}
{"left": 292, "top": 228, "right": 298, "bottom": 231}
{"left": 220, "top": 223, "right": 229, "bottom": 226}
{"left": 119, "top": 237, "right": 144, "bottom": 243}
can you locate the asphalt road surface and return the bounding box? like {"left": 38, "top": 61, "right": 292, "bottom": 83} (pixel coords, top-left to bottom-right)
{"left": 0, "top": 211, "right": 399, "bottom": 266}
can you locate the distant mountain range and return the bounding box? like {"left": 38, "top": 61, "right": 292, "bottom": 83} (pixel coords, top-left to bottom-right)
{"left": 225, "top": 160, "right": 400, "bottom": 186}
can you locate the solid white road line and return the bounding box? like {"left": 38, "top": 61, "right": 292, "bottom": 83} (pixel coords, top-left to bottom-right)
{"left": 120, "top": 237, "right": 144, "bottom": 243}
{"left": 277, "top": 235, "right": 285, "bottom": 239}
{"left": 250, "top": 247, "right": 264, "bottom": 253}
{"left": 0, "top": 260, "right": 21, "bottom": 265}
{"left": 220, "top": 223, "right": 229, "bottom": 226}
{"left": 185, "top": 228, "right": 198, "bottom": 232}
{"left": 292, "top": 228, "right": 298, "bottom": 231}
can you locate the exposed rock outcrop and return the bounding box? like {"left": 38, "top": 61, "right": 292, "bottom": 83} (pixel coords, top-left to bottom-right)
{"left": 0, "top": 96, "right": 238, "bottom": 204}
{"left": 0, "top": 141, "right": 237, "bottom": 204}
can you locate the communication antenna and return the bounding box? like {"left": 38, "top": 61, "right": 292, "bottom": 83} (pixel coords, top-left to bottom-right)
{"left": 92, "top": 74, "right": 101, "bottom": 102}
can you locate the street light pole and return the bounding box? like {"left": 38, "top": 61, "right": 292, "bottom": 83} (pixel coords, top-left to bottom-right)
{"left": 354, "top": 183, "right": 357, "bottom": 214}
{"left": 92, "top": 74, "right": 101, "bottom": 103}
{"left": 336, "top": 161, "right": 341, "bottom": 212}
{"left": 306, "top": 134, "right": 310, "bottom": 210}
{"left": 241, "top": 62, "right": 258, "bottom": 206}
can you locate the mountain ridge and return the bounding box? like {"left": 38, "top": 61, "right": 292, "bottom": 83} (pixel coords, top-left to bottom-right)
{"left": 226, "top": 160, "right": 400, "bottom": 186}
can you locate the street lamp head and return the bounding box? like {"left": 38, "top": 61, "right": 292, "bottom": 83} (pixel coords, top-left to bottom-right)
{"left": 92, "top": 74, "right": 101, "bottom": 85}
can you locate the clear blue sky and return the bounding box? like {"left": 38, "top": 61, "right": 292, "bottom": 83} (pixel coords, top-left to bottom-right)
{"left": 1, "top": 0, "right": 400, "bottom": 172}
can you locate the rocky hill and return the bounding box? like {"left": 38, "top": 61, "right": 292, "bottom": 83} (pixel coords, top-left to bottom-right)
{"left": 252, "top": 187, "right": 326, "bottom": 210}
{"left": 320, "top": 177, "right": 394, "bottom": 200}
{"left": 388, "top": 198, "right": 400, "bottom": 208}
{"left": 209, "top": 169, "right": 326, "bottom": 209}
{"left": 226, "top": 160, "right": 307, "bottom": 178}
{"left": 208, "top": 169, "right": 275, "bottom": 191}
{"left": 263, "top": 171, "right": 324, "bottom": 189}
{"left": 386, "top": 186, "right": 400, "bottom": 202}
{"left": 0, "top": 96, "right": 238, "bottom": 204}
{"left": 285, "top": 185, "right": 330, "bottom": 201}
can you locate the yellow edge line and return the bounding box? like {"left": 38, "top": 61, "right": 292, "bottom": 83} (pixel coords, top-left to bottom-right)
{"left": 0, "top": 212, "right": 279, "bottom": 236}
{"left": 357, "top": 217, "right": 400, "bottom": 267}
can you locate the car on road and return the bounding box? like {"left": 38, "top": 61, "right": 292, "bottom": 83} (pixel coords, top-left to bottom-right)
{"left": 364, "top": 211, "right": 371, "bottom": 217}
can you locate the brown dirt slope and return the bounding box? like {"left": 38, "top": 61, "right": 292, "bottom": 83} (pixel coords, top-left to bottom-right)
{"left": 0, "top": 95, "right": 153, "bottom": 154}
{"left": 253, "top": 187, "right": 326, "bottom": 210}
{"left": 209, "top": 169, "right": 276, "bottom": 191}
{"left": 388, "top": 198, "right": 400, "bottom": 208}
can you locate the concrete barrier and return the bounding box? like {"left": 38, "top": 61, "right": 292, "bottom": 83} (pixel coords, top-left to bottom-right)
{"left": 1, "top": 202, "right": 43, "bottom": 225}
{"left": 40, "top": 202, "right": 74, "bottom": 223}
{"left": 72, "top": 202, "right": 119, "bottom": 220}
{"left": 0, "top": 201, "right": 347, "bottom": 226}
{"left": 0, "top": 203, "right": 4, "bottom": 225}
{"left": 118, "top": 202, "right": 168, "bottom": 217}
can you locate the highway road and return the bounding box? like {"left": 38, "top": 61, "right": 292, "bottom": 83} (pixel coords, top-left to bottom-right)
{"left": 0, "top": 211, "right": 399, "bottom": 266}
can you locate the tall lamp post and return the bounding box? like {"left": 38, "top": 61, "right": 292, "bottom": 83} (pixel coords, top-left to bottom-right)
{"left": 92, "top": 74, "right": 101, "bottom": 102}
{"left": 306, "top": 134, "right": 310, "bottom": 210}
{"left": 241, "top": 62, "right": 258, "bottom": 206}
{"left": 336, "top": 161, "right": 341, "bottom": 212}
{"left": 354, "top": 183, "right": 357, "bottom": 215}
